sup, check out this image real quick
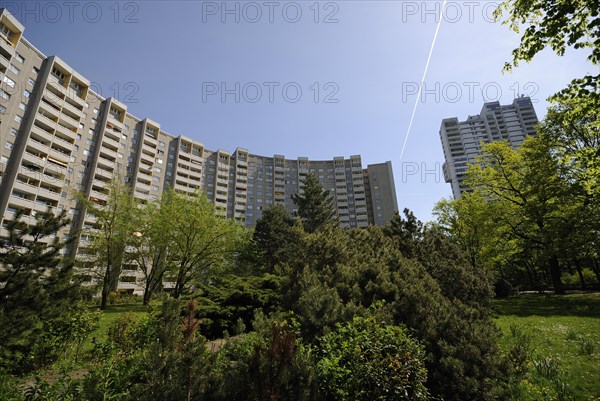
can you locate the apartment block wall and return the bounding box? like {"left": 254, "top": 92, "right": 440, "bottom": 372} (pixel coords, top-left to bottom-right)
{"left": 0, "top": 9, "right": 398, "bottom": 292}
{"left": 439, "top": 97, "right": 539, "bottom": 198}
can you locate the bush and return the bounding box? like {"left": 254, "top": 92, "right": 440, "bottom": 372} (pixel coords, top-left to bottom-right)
{"left": 316, "top": 314, "right": 429, "bottom": 401}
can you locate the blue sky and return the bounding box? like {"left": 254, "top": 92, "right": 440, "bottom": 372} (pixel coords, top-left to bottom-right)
{"left": 4, "top": 0, "right": 595, "bottom": 220}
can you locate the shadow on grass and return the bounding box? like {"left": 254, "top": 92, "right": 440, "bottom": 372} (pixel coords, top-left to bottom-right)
{"left": 99, "top": 304, "right": 150, "bottom": 315}
{"left": 494, "top": 294, "right": 600, "bottom": 318}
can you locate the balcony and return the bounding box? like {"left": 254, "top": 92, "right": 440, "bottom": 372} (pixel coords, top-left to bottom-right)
{"left": 107, "top": 113, "right": 124, "bottom": 129}
{"left": 61, "top": 98, "right": 83, "bottom": 117}
{"left": 39, "top": 101, "right": 61, "bottom": 120}
{"left": 27, "top": 138, "right": 50, "bottom": 156}
{"left": 139, "top": 152, "right": 154, "bottom": 165}
{"left": 138, "top": 162, "right": 153, "bottom": 174}
{"left": 31, "top": 125, "right": 54, "bottom": 142}
{"left": 54, "top": 121, "right": 77, "bottom": 139}
{"left": 93, "top": 179, "right": 109, "bottom": 189}
{"left": 59, "top": 112, "right": 80, "bottom": 130}
{"left": 174, "top": 183, "right": 191, "bottom": 193}
{"left": 95, "top": 168, "right": 113, "bottom": 180}
{"left": 52, "top": 133, "right": 74, "bottom": 148}
{"left": 0, "top": 36, "right": 15, "bottom": 59}
{"left": 102, "top": 135, "right": 120, "bottom": 149}
{"left": 38, "top": 186, "right": 61, "bottom": 201}
{"left": 43, "top": 89, "right": 63, "bottom": 109}
{"left": 0, "top": 53, "right": 9, "bottom": 71}
{"left": 99, "top": 145, "right": 117, "bottom": 160}
{"left": 143, "top": 134, "right": 158, "bottom": 147}
{"left": 134, "top": 191, "right": 149, "bottom": 201}
{"left": 135, "top": 181, "right": 151, "bottom": 192}
{"left": 13, "top": 179, "right": 39, "bottom": 195}
{"left": 48, "top": 146, "right": 71, "bottom": 165}
{"left": 47, "top": 76, "right": 68, "bottom": 96}
{"left": 97, "top": 156, "right": 115, "bottom": 170}
{"left": 90, "top": 190, "right": 108, "bottom": 201}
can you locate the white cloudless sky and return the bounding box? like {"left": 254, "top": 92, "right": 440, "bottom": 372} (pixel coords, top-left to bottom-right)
{"left": 5, "top": 0, "right": 595, "bottom": 220}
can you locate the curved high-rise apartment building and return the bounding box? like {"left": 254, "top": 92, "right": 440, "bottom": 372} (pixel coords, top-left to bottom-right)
{"left": 0, "top": 8, "right": 398, "bottom": 246}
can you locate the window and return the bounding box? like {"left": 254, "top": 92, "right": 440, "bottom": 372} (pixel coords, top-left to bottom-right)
{"left": 5, "top": 141, "right": 13, "bottom": 149}
{"left": 153, "top": 167, "right": 162, "bottom": 173}
{"left": 19, "top": 102, "right": 26, "bottom": 110}
{"left": 0, "top": 23, "right": 13, "bottom": 40}
{"left": 10, "top": 128, "right": 17, "bottom": 136}
{"left": 15, "top": 53, "right": 25, "bottom": 63}
{"left": 3, "top": 76, "right": 15, "bottom": 88}
{"left": 23, "top": 90, "right": 31, "bottom": 98}
{"left": 152, "top": 176, "right": 160, "bottom": 182}
{"left": 155, "top": 158, "right": 163, "bottom": 164}
{"left": 93, "top": 108, "right": 99, "bottom": 114}
{"left": 158, "top": 141, "right": 165, "bottom": 147}
{"left": 27, "top": 78, "right": 35, "bottom": 86}
{"left": 84, "top": 102, "right": 89, "bottom": 109}
{"left": 51, "top": 68, "right": 65, "bottom": 83}
{"left": 33, "top": 66, "right": 40, "bottom": 75}
{"left": 151, "top": 185, "right": 159, "bottom": 191}
{"left": 8, "top": 64, "right": 20, "bottom": 75}
{"left": 0, "top": 88, "right": 10, "bottom": 101}
{"left": 14, "top": 115, "right": 22, "bottom": 123}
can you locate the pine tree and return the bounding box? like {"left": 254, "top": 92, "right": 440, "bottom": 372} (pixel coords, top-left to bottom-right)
{"left": 0, "top": 208, "right": 81, "bottom": 374}
{"left": 292, "top": 173, "right": 337, "bottom": 233}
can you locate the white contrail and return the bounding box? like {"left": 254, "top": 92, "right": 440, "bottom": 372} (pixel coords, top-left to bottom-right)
{"left": 400, "top": 0, "right": 447, "bottom": 160}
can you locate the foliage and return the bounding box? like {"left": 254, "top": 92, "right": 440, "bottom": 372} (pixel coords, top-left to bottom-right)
{"left": 81, "top": 179, "right": 138, "bottom": 310}
{"left": 495, "top": 0, "right": 599, "bottom": 103}
{"left": 157, "top": 190, "right": 247, "bottom": 298}
{"left": 252, "top": 205, "right": 297, "bottom": 273}
{"left": 316, "top": 313, "right": 429, "bottom": 401}
{"left": 0, "top": 208, "right": 82, "bottom": 374}
{"left": 292, "top": 173, "right": 338, "bottom": 233}
{"left": 276, "top": 221, "right": 504, "bottom": 401}
{"left": 213, "top": 312, "right": 318, "bottom": 401}
{"left": 195, "top": 273, "right": 284, "bottom": 339}
{"left": 383, "top": 208, "right": 423, "bottom": 259}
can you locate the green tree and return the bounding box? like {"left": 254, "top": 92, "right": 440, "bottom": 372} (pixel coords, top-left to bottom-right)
{"left": 159, "top": 190, "right": 246, "bottom": 298}
{"left": 292, "top": 173, "right": 337, "bottom": 233}
{"left": 0, "top": 208, "right": 82, "bottom": 374}
{"left": 252, "top": 205, "right": 297, "bottom": 273}
{"left": 129, "top": 201, "right": 172, "bottom": 305}
{"left": 383, "top": 208, "right": 424, "bottom": 259}
{"left": 495, "top": 0, "right": 599, "bottom": 102}
{"left": 467, "top": 139, "right": 578, "bottom": 293}
{"left": 82, "top": 179, "right": 137, "bottom": 310}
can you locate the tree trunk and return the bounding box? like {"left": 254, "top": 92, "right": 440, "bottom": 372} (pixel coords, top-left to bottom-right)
{"left": 574, "top": 258, "right": 587, "bottom": 290}
{"left": 549, "top": 254, "right": 564, "bottom": 294}
{"left": 143, "top": 289, "right": 151, "bottom": 305}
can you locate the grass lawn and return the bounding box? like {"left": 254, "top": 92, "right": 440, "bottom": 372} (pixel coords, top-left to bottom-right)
{"left": 494, "top": 294, "right": 600, "bottom": 401}
{"left": 89, "top": 303, "right": 151, "bottom": 345}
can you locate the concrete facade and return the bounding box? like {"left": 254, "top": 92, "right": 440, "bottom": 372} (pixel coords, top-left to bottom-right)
{"left": 439, "top": 97, "right": 539, "bottom": 198}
